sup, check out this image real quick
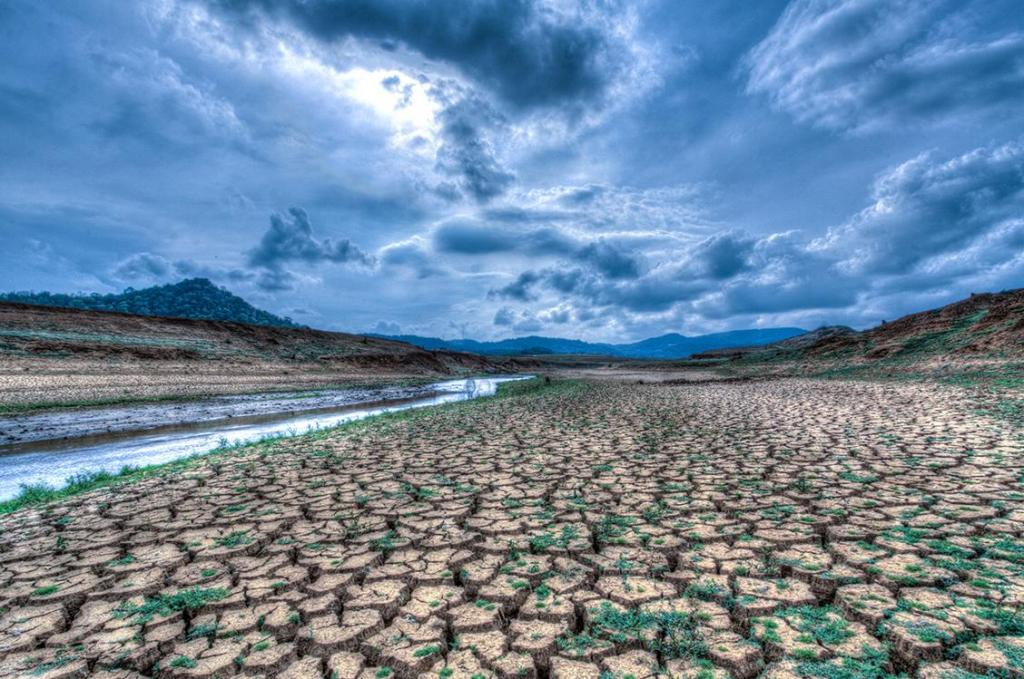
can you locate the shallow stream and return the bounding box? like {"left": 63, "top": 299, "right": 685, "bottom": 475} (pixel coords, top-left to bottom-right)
{"left": 0, "top": 375, "right": 528, "bottom": 500}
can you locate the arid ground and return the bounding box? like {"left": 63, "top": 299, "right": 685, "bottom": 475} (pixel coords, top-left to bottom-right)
{"left": 3, "top": 374, "right": 1024, "bottom": 678}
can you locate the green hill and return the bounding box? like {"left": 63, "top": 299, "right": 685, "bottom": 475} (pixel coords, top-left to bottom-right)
{"left": 0, "top": 278, "right": 298, "bottom": 328}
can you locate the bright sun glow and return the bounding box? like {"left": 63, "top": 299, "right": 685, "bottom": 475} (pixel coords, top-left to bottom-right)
{"left": 278, "top": 45, "right": 441, "bottom": 154}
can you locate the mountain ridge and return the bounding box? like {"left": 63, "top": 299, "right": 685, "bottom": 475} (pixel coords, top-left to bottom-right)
{"left": 376, "top": 327, "right": 807, "bottom": 359}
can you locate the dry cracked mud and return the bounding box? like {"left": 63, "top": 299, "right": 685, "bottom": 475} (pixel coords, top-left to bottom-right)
{"left": 3, "top": 377, "right": 1024, "bottom": 678}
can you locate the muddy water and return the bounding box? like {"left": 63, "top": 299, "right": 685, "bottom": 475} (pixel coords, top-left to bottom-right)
{"left": 0, "top": 376, "right": 529, "bottom": 500}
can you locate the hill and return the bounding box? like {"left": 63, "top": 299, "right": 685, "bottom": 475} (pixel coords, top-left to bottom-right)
{"left": 824, "top": 289, "right": 1024, "bottom": 361}
{"left": 700, "top": 288, "right": 1024, "bottom": 371}
{"left": 0, "top": 301, "right": 523, "bottom": 410}
{"left": 0, "top": 278, "right": 298, "bottom": 328}
{"left": 379, "top": 327, "right": 806, "bottom": 359}
{"left": 692, "top": 326, "right": 858, "bottom": 360}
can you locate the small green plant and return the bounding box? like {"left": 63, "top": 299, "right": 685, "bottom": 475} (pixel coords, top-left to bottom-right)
{"left": 215, "top": 531, "right": 253, "bottom": 548}
{"left": 114, "top": 587, "right": 229, "bottom": 625}
{"left": 371, "top": 530, "right": 400, "bottom": 555}
{"left": 186, "top": 622, "right": 220, "bottom": 640}
{"left": 107, "top": 554, "right": 137, "bottom": 567}
{"left": 413, "top": 645, "right": 441, "bottom": 658}
{"left": 21, "top": 649, "right": 79, "bottom": 675}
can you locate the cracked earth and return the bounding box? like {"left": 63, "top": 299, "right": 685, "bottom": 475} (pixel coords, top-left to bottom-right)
{"left": 3, "top": 377, "right": 1024, "bottom": 678}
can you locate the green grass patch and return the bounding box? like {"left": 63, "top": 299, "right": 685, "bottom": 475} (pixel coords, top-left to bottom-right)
{"left": 584, "top": 602, "right": 710, "bottom": 659}
{"left": 0, "top": 464, "right": 208, "bottom": 515}
{"left": 114, "top": 587, "right": 229, "bottom": 625}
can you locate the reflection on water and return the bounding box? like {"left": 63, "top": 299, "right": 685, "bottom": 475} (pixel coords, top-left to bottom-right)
{"left": 0, "top": 376, "right": 529, "bottom": 500}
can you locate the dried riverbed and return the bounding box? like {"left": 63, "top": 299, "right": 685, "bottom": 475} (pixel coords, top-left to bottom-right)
{"left": 3, "top": 377, "right": 1024, "bottom": 677}
{"left": 0, "top": 377, "right": 527, "bottom": 500}
{"left": 0, "top": 383, "right": 442, "bottom": 447}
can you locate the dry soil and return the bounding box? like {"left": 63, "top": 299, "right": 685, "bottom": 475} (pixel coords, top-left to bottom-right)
{"left": 2, "top": 378, "right": 1024, "bottom": 678}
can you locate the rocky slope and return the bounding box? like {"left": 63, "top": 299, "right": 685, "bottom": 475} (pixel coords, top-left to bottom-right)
{"left": 699, "top": 288, "right": 1024, "bottom": 373}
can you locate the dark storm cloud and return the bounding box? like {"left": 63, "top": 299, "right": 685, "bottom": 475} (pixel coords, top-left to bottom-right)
{"left": 691, "top": 231, "right": 755, "bottom": 279}
{"left": 255, "top": 267, "right": 299, "bottom": 292}
{"left": 493, "top": 307, "right": 515, "bottom": 326}
{"left": 211, "top": 0, "right": 617, "bottom": 110}
{"left": 219, "top": 208, "right": 378, "bottom": 292}
{"left": 432, "top": 220, "right": 519, "bottom": 254}
{"left": 112, "top": 252, "right": 258, "bottom": 288}
{"left": 434, "top": 219, "right": 643, "bottom": 280}
{"left": 434, "top": 97, "right": 515, "bottom": 202}
{"left": 432, "top": 220, "right": 573, "bottom": 256}
{"left": 709, "top": 281, "right": 859, "bottom": 318}
{"left": 488, "top": 233, "right": 835, "bottom": 317}
{"left": 489, "top": 270, "right": 543, "bottom": 302}
{"left": 490, "top": 263, "right": 709, "bottom": 313}
{"left": 489, "top": 266, "right": 588, "bottom": 302}
{"left": 601, "top": 277, "right": 708, "bottom": 313}
{"left": 692, "top": 232, "right": 859, "bottom": 318}
{"left": 745, "top": 0, "right": 1024, "bottom": 131}
{"left": 249, "top": 208, "right": 374, "bottom": 269}
{"left": 576, "top": 241, "right": 643, "bottom": 280}
{"left": 545, "top": 268, "right": 587, "bottom": 295}
{"left": 378, "top": 239, "right": 446, "bottom": 279}
{"left": 484, "top": 228, "right": 757, "bottom": 313}
{"left": 542, "top": 306, "right": 571, "bottom": 324}
{"left": 492, "top": 306, "right": 547, "bottom": 332}
{"left": 113, "top": 253, "right": 175, "bottom": 280}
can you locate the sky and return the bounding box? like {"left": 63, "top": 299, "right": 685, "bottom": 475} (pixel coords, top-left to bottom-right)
{"left": 1, "top": 0, "right": 1023, "bottom": 341}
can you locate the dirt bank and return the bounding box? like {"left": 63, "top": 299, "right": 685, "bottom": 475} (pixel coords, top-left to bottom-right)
{"left": 0, "top": 302, "right": 532, "bottom": 409}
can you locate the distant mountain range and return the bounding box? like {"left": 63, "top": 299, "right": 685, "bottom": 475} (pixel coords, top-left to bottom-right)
{"left": 2, "top": 278, "right": 807, "bottom": 358}
{"left": 0, "top": 278, "right": 299, "bottom": 328}
{"left": 376, "top": 328, "right": 807, "bottom": 359}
